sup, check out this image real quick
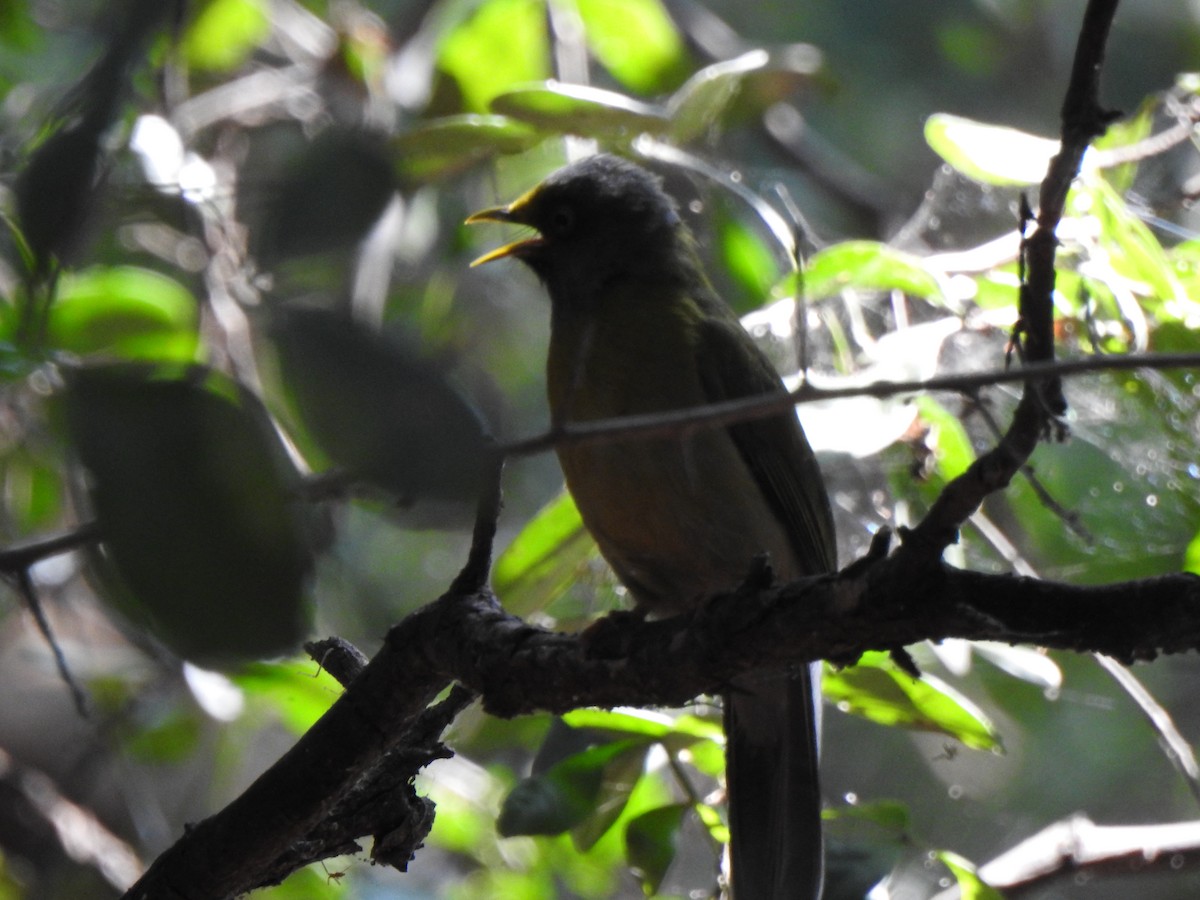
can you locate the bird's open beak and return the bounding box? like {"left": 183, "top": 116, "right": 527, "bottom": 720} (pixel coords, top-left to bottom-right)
{"left": 465, "top": 192, "right": 543, "bottom": 267}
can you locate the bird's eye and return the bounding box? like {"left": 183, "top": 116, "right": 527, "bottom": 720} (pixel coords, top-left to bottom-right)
{"left": 548, "top": 205, "right": 575, "bottom": 236}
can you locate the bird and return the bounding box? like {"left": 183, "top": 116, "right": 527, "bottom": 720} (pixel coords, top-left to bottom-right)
{"left": 467, "top": 154, "right": 836, "bottom": 899}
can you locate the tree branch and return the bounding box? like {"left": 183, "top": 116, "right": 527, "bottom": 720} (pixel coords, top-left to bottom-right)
{"left": 120, "top": 544, "right": 1200, "bottom": 899}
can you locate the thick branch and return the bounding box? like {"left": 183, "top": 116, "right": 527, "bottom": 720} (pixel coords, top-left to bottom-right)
{"left": 121, "top": 554, "right": 1200, "bottom": 899}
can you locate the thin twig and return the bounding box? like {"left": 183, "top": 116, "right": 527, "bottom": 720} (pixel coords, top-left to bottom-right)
{"left": 500, "top": 351, "right": 1200, "bottom": 459}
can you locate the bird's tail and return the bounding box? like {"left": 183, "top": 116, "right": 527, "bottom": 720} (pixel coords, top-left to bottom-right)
{"left": 724, "top": 664, "right": 823, "bottom": 899}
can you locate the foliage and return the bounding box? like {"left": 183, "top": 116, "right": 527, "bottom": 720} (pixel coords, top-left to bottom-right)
{"left": 0, "top": 1, "right": 1199, "bottom": 898}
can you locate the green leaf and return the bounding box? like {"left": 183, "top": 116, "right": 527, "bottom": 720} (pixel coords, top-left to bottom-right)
{"left": 122, "top": 706, "right": 203, "bottom": 763}
{"left": 233, "top": 660, "right": 345, "bottom": 733}
{"left": 490, "top": 82, "right": 668, "bottom": 138}
{"left": 182, "top": 0, "right": 269, "bottom": 73}
{"left": 938, "top": 850, "right": 1005, "bottom": 900}
{"left": 925, "top": 113, "right": 1058, "bottom": 186}
{"left": 438, "top": 0, "right": 550, "bottom": 112}
{"left": 394, "top": 115, "right": 542, "bottom": 181}
{"left": 624, "top": 803, "right": 688, "bottom": 895}
{"left": 576, "top": 0, "right": 689, "bottom": 94}
{"left": 64, "top": 364, "right": 313, "bottom": 665}
{"left": 497, "top": 738, "right": 646, "bottom": 839}
{"left": 272, "top": 307, "right": 492, "bottom": 526}
{"left": 824, "top": 799, "right": 910, "bottom": 833}
{"left": 823, "top": 652, "right": 1000, "bottom": 750}
{"left": 1, "top": 449, "right": 63, "bottom": 533}
{"left": 493, "top": 490, "right": 595, "bottom": 617}
{"left": 1084, "top": 177, "right": 1188, "bottom": 316}
{"left": 803, "top": 241, "right": 943, "bottom": 303}
{"left": 571, "top": 740, "right": 649, "bottom": 851}
{"left": 915, "top": 396, "right": 976, "bottom": 481}
{"left": 1093, "top": 96, "right": 1155, "bottom": 194}
{"left": 717, "top": 211, "right": 779, "bottom": 313}
{"left": 49, "top": 266, "right": 199, "bottom": 361}
{"left": 694, "top": 801, "right": 729, "bottom": 844}
{"left": 667, "top": 46, "right": 820, "bottom": 144}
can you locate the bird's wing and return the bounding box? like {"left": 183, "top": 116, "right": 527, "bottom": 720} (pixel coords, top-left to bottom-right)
{"left": 695, "top": 315, "right": 836, "bottom": 576}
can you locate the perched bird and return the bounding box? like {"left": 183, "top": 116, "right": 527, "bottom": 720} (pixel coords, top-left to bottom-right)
{"left": 468, "top": 154, "right": 835, "bottom": 899}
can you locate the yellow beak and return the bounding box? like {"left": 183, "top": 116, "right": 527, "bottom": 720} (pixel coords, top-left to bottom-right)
{"left": 465, "top": 190, "right": 541, "bottom": 267}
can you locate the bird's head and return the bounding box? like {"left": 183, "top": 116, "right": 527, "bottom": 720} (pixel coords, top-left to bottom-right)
{"left": 466, "top": 155, "right": 684, "bottom": 305}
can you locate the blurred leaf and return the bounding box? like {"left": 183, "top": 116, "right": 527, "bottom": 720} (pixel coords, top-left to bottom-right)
{"left": 1, "top": 450, "right": 63, "bottom": 533}
{"left": 498, "top": 738, "right": 645, "bottom": 838}
{"left": 938, "top": 850, "right": 1005, "bottom": 900}
{"left": 576, "top": 0, "right": 689, "bottom": 94}
{"left": 571, "top": 739, "right": 648, "bottom": 851}
{"left": 394, "top": 115, "right": 542, "bottom": 181}
{"left": 494, "top": 490, "right": 594, "bottom": 616}
{"left": 1093, "top": 96, "right": 1155, "bottom": 194}
{"left": 668, "top": 46, "right": 820, "bottom": 144}
{"left": 824, "top": 799, "right": 910, "bottom": 833}
{"left": 182, "top": 0, "right": 268, "bottom": 73}
{"left": 717, "top": 210, "right": 778, "bottom": 312}
{"left": 255, "top": 864, "right": 348, "bottom": 900}
{"left": 803, "top": 241, "right": 943, "bottom": 303}
{"left": 490, "top": 81, "right": 668, "bottom": 138}
{"left": 122, "top": 707, "right": 203, "bottom": 763}
{"left": 624, "top": 803, "right": 687, "bottom": 895}
{"left": 272, "top": 307, "right": 492, "bottom": 526}
{"left": 16, "top": 122, "right": 104, "bottom": 278}
{"left": 439, "top": 0, "right": 550, "bottom": 112}
{"left": 973, "top": 642, "right": 1062, "bottom": 690}
{"left": 694, "top": 801, "right": 729, "bottom": 844}
{"left": 234, "top": 660, "right": 344, "bottom": 734}
{"left": 48, "top": 266, "right": 198, "bottom": 361}
{"left": 925, "top": 113, "right": 1058, "bottom": 186}
{"left": 823, "top": 652, "right": 1000, "bottom": 750}
{"left": 1086, "top": 177, "right": 1187, "bottom": 316}
{"left": 259, "top": 131, "right": 395, "bottom": 261}
{"left": 65, "top": 364, "right": 313, "bottom": 665}
{"left": 915, "top": 396, "right": 975, "bottom": 481}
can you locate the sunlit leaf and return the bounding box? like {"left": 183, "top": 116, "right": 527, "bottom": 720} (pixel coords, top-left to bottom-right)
{"left": 182, "top": 0, "right": 268, "bottom": 73}
{"left": 394, "top": 115, "right": 542, "bottom": 181}
{"left": 49, "top": 266, "right": 198, "bottom": 361}
{"left": 694, "top": 801, "right": 729, "bottom": 844}
{"left": 490, "top": 81, "right": 668, "bottom": 138}
{"left": 438, "top": 0, "right": 549, "bottom": 112}
{"left": 1093, "top": 95, "right": 1155, "bottom": 194}
{"left": 925, "top": 113, "right": 1058, "bottom": 186}
{"left": 823, "top": 652, "right": 1000, "bottom": 750}
{"left": 938, "top": 850, "right": 1005, "bottom": 900}
{"left": 803, "top": 241, "right": 943, "bottom": 303}
{"left": 65, "top": 364, "right": 314, "bottom": 665}
{"left": 668, "top": 46, "right": 820, "bottom": 143}
{"left": 624, "top": 803, "right": 687, "bottom": 895}
{"left": 494, "top": 490, "right": 595, "bottom": 617}
{"left": 576, "top": 0, "right": 689, "bottom": 94}
{"left": 233, "top": 660, "right": 345, "bottom": 734}
{"left": 915, "top": 396, "right": 975, "bottom": 481}
{"left": 1085, "top": 178, "right": 1188, "bottom": 316}
{"left": 717, "top": 210, "right": 779, "bottom": 313}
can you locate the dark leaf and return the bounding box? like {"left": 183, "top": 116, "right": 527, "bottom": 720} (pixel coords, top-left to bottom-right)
{"left": 65, "top": 364, "right": 313, "bottom": 665}
{"left": 272, "top": 307, "right": 492, "bottom": 525}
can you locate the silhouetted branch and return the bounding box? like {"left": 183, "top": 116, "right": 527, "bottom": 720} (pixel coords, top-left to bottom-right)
{"left": 120, "top": 543, "right": 1200, "bottom": 898}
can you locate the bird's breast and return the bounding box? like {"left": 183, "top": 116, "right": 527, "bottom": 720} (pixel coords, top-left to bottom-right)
{"left": 546, "top": 284, "right": 796, "bottom": 614}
